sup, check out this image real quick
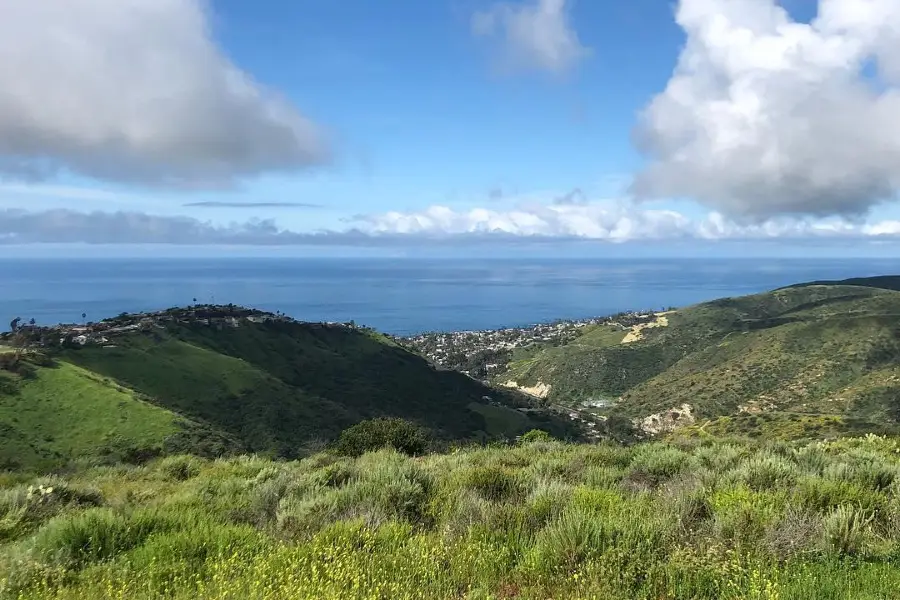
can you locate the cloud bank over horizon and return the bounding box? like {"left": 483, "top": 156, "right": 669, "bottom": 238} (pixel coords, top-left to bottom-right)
{"left": 633, "top": 0, "right": 900, "bottom": 221}
{"left": 0, "top": 0, "right": 329, "bottom": 188}
{"left": 4, "top": 202, "right": 900, "bottom": 246}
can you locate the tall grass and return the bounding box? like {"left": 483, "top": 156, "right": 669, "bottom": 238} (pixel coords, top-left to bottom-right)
{"left": 3, "top": 435, "right": 900, "bottom": 599}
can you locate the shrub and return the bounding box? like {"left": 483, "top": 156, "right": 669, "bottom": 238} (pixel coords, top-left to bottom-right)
{"left": 793, "top": 444, "right": 829, "bottom": 476}
{"left": 793, "top": 477, "right": 885, "bottom": 516}
{"left": 628, "top": 444, "right": 692, "bottom": 483}
{"left": 312, "top": 460, "right": 355, "bottom": 488}
{"left": 583, "top": 465, "right": 626, "bottom": 488}
{"left": 823, "top": 505, "right": 874, "bottom": 557}
{"left": 662, "top": 479, "right": 712, "bottom": 535}
{"left": 527, "top": 509, "right": 605, "bottom": 574}
{"left": 835, "top": 461, "right": 899, "bottom": 492}
{"left": 157, "top": 455, "right": 204, "bottom": 481}
{"left": 710, "top": 487, "right": 783, "bottom": 549}
{"left": 248, "top": 471, "right": 299, "bottom": 528}
{"left": 765, "top": 509, "right": 823, "bottom": 560}
{"left": 695, "top": 443, "right": 745, "bottom": 472}
{"left": 736, "top": 454, "right": 798, "bottom": 491}
{"left": 458, "top": 465, "right": 523, "bottom": 502}
{"left": 277, "top": 450, "right": 432, "bottom": 536}
{"left": 332, "top": 418, "right": 429, "bottom": 457}
{"left": 29, "top": 508, "right": 174, "bottom": 568}
{"left": 519, "top": 429, "right": 553, "bottom": 445}
{"left": 128, "top": 522, "right": 266, "bottom": 572}
{"left": 525, "top": 480, "right": 572, "bottom": 528}
{"left": 0, "top": 479, "right": 104, "bottom": 543}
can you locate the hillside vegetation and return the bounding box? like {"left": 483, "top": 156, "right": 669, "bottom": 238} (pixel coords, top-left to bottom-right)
{"left": 0, "top": 314, "right": 571, "bottom": 471}
{"left": 493, "top": 279, "right": 900, "bottom": 439}
{"left": 3, "top": 434, "right": 900, "bottom": 599}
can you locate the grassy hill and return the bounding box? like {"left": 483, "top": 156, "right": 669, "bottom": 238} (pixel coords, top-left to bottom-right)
{"left": 0, "top": 312, "right": 572, "bottom": 470}
{"left": 0, "top": 357, "right": 200, "bottom": 471}
{"left": 492, "top": 279, "right": 900, "bottom": 439}
{"left": 3, "top": 434, "right": 900, "bottom": 599}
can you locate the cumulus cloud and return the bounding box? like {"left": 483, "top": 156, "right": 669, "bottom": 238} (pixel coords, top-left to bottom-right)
{"left": 632, "top": 0, "right": 900, "bottom": 220}
{"left": 353, "top": 203, "right": 693, "bottom": 240}
{"left": 472, "top": 0, "right": 590, "bottom": 74}
{"left": 0, "top": 0, "right": 329, "bottom": 188}
{"left": 350, "top": 201, "right": 900, "bottom": 242}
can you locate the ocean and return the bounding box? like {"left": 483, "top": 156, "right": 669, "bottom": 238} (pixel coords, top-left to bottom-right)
{"left": 0, "top": 257, "right": 896, "bottom": 335}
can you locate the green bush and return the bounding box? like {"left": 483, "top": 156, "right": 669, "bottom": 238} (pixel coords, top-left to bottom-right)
{"left": 823, "top": 505, "right": 874, "bottom": 557}
{"left": 459, "top": 465, "right": 524, "bottom": 502}
{"left": 29, "top": 508, "right": 173, "bottom": 568}
{"left": 277, "top": 450, "right": 432, "bottom": 536}
{"left": 736, "top": 454, "right": 798, "bottom": 491}
{"left": 519, "top": 429, "right": 553, "bottom": 445}
{"left": 332, "top": 418, "right": 429, "bottom": 457}
{"left": 157, "top": 455, "right": 204, "bottom": 481}
{"left": 629, "top": 445, "right": 692, "bottom": 481}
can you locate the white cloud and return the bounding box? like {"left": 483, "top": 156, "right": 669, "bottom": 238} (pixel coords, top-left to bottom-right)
{"left": 632, "top": 0, "right": 900, "bottom": 220}
{"left": 351, "top": 199, "right": 900, "bottom": 242}
{"left": 6, "top": 200, "right": 900, "bottom": 245}
{"left": 472, "top": 0, "right": 590, "bottom": 74}
{"left": 0, "top": 0, "right": 329, "bottom": 188}
{"left": 356, "top": 203, "right": 691, "bottom": 240}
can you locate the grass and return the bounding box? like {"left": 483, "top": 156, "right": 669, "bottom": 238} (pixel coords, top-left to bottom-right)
{"left": 0, "top": 361, "right": 180, "bottom": 471}
{"left": 62, "top": 335, "right": 356, "bottom": 459}
{"left": 2, "top": 434, "right": 900, "bottom": 598}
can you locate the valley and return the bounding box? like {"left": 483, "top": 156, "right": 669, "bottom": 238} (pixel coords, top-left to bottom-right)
{"left": 4, "top": 276, "right": 900, "bottom": 599}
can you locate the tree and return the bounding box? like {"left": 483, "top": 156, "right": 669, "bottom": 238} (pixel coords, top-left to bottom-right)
{"left": 28, "top": 318, "right": 35, "bottom": 327}
{"left": 332, "top": 418, "right": 430, "bottom": 457}
{"left": 9, "top": 317, "right": 21, "bottom": 333}
{"left": 518, "top": 429, "right": 553, "bottom": 445}
{"left": 81, "top": 313, "right": 87, "bottom": 325}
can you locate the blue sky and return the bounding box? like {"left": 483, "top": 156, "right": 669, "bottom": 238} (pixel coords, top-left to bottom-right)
{"left": 2, "top": 0, "right": 900, "bottom": 255}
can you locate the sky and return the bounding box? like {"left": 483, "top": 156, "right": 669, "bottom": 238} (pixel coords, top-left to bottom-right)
{"left": 3, "top": 0, "right": 900, "bottom": 256}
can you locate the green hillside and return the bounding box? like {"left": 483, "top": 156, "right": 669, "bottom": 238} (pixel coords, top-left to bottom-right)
{"left": 0, "top": 360, "right": 183, "bottom": 471}
{"left": 0, "top": 311, "right": 572, "bottom": 470}
{"left": 492, "top": 280, "right": 900, "bottom": 439}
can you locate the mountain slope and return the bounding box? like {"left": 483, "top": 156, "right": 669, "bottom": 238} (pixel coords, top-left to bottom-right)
{"left": 1, "top": 309, "right": 572, "bottom": 470}
{"left": 0, "top": 360, "right": 184, "bottom": 470}
{"left": 491, "top": 280, "right": 900, "bottom": 438}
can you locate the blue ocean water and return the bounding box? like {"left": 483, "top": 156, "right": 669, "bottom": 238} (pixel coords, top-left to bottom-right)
{"left": 0, "top": 258, "right": 896, "bottom": 335}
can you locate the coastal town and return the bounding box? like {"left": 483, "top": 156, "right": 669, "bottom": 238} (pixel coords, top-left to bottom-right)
{"left": 397, "top": 310, "right": 669, "bottom": 379}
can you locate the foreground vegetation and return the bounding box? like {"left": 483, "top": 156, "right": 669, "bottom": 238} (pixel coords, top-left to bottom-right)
{"left": 3, "top": 433, "right": 900, "bottom": 599}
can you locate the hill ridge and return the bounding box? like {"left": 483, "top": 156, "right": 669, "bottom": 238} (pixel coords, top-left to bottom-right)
{"left": 0, "top": 304, "right": 576, "bottom": 471}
